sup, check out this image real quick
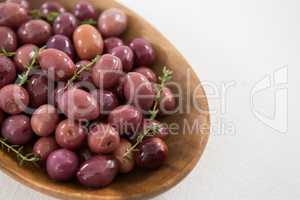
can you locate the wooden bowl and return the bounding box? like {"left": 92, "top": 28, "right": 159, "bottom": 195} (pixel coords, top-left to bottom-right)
{"left": 0, "top": 0, "right": 210, "bottom": 199}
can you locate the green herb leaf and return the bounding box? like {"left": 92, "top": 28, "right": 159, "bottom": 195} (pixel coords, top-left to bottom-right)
{"left": 80, "top": 18, "right": 97, "bottom": 26}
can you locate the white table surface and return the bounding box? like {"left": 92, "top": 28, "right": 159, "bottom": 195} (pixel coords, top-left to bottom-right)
{"left": 1, "top": 0, "right": 299, "bottom": 199}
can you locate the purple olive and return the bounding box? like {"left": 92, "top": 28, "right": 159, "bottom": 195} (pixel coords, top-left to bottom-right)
{"left": 92, "top": 54, "right": 123, "bottom": 89}
{"left": 25, "top": 74, "right": 49, "bottom": 108}
{"left": 33, "top": 137, "right": 59, "bottom": 161}
{"left": 14, "top": 44, "right": 38, "bottom": 72}
{"left": 46, "top": 149, "right": 79, "bottom": 182}
{"left": 0, "top": 2, "right": 28, "bottom": 29}
{"left": 123, "top": 72, "right": 155, "bottom": 112}
{"left": 0, "top": 26, "right": 17, "bottom": 52}
{"left": 73, "top": 1, "right": 97, "bottom": 21}
{"left": 53, "top": 12, "right": 78, "bottom": 38}
{"left": 31, "top": 104, "right": 59, "bottom": 137}
{"left": 108, "top": 105, "right": 143, "bottom": 136}
{"left": 88, "top": 123, "right": 120, "bottom": 154}
{"left": 104, "top": 37, "right": 124, "bottom": 53}
{"left": 55, "top": 119, "right": 86, "bottom": 150}
{"left": 46, "top": 34, "right": 76, "bottom": 59}
{"left": 38, "top": 48, "right": 76, "bottom": 81}
{"left": 0, "top": 55, "right": 16, "bottom": 89}
{"left": 142, "top": 119, "right": 169, "bottom": 140}
{"left": 91, "top": 89, "right": 118, "bottom": 114}
{"left": 135, "top": 137, "right": 168, "bottom": 169}
{"left": 111, "top": 45, "right": 134, "bottom": 72}
{"left": 98, "top": 8, "right": 127, "bottom": 37}
{"left": 77, "top": 155, "right": 119, "bottom": 188}
{"left": 1, "top": 114, "right": 33, "bottom": 145}
{"left": 159, "top": 86, "right": 176, "bottom": 115}
{"left": 0, "top": 84, "right": 29, "bottom": 114}
{"left": 6, "top": 0, "right": 29, "bottom": 10}
{"left": 58, "top": 88, "right": 100, "bottom": 120}
{"left": 129, "top": 38, "right": 155, "bottom": 67}
{"left": 133, "top": 66, "right": 157, "bottom": 83}
{"left": 113, "top": 139, "right": 135, "bottom": 173}
{"left": 18, "top": 19, "right": 52, "bottom": 46}
{"left": 40, "top": 1, "right": 65, "bottom": 17}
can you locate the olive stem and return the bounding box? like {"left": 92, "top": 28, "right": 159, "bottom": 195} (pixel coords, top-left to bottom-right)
{"left": 0, "top": 48, "right": 16, "bottom": 57}
{"left": 0, "top": 137, "right": 40, "bottom": 166}
{"left": 123, "top": 67, "right": 173, "bottom": 159}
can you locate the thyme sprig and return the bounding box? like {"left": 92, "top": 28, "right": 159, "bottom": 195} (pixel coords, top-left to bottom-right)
{"left": 29, "top": 9, "right": 60, "bottom": 23}
{"left": 16, "top": 47, "right": 39, "bottom": 86}
{"left": 0, "top": 48, "right": 16, "bottom": 57}
{"left": 0, "top": 138, "right": 40, "bottom": 166}
{"left": 80, "top": 18, "right": 97, "bottom": 26}
{"left": 123, "top": 66, "right": 173, "bottom": 158}
{"left": 64, "top": 55, "right": 100, "bottom": 90}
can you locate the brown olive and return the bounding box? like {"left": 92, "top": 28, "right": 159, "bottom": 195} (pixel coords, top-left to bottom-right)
{"left": 73, "top": 24, "right": 103, "bottom": 60}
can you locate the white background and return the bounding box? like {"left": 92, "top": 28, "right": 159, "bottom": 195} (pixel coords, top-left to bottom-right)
{"left": 1, "top": 0, "right": 299, "bottom": 199}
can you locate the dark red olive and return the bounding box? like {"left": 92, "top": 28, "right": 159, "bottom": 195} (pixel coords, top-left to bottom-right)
{"left": 77, "top": 155, "right": 119, "bottom": 188}
{"left": 108, "top": 105, "right": 143, "bottom": 136}
{"left": 0, "top": 84, "right": 29, "bottom": 114}
{"left": 33, "top": 137, "right": 59, "bottom": 161}
{"left": 46, "top": 34, "right": 76, "bottom": 60}
{"left": 91, "top": 89, "right": 118, "bottom": 114}
{"left": 111, "top": 45, "right": 134, "bottom": 72}
{"left": 135, "top": 137, "right": 168, "bottom": 169}
{"left": 46, "top": 149, "right": 79, "bottom": 182}
{"left": 55, "top": 119, "right": 86, "bottom": 150}
{"left": 25, "top": 74, "right": 49, "bottom": 108}
{"left": 142, "top": 119, "right": 169, "bottom": 140}
{"left": 104, "top": 37, "right": 124, "bottom": 53}
{"left": 129, "top": 38, "right": 155, "bottom": 67}
{"left": 88, "top": 123, "right": 120, "bottom": 154}
{"left": 14, "top": 44, "right": 38, "bottom": 72}
{"left": 78, "top": 146, "right": 93, "bottom": 163}
{"left": 1, "top": 114, "right": 33, "bottom": 145}
{"left": 18, "top": 19, "right": 52, "bottom": 46}
{"left": 159, "top": 86, "right": 176, "bottom": 115}
{"left": 0, "top": 55, "right": 16, "bottom": 89}
{"left": 40, "top": 1, "right": 65, "bottom": 17}
{"left": 133, "top": 66, "right": 157, "bottom": 83}
{"left": 75, "top": 60, "right": 94, "bottom": 85}
{"left": 53, "top": 12, "right": 78, "bottom": 38}
{"left": 6, "top": 0, "right": 29, "bottom": 10}
{"left": 0, "top": 26, "right": 17, "bottom": 52}
{"left": 0, "top": 2, "right": 28, "bottom": 29}
{"left": 123, "top": 72, "right": 155, "bottom": 112}
{"left": 73, "top": 1, "right": 97, "bottom": 21}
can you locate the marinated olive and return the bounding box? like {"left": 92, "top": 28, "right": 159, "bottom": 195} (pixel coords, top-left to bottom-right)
{"left": 129, "top": 38, "right": 155, "bottom": 67}
{"left": 40, "top": 1, "right": 65, "bottom": 17}
{"left": 14, "top": 44, "right": 37, "bottom": 72}
{"left": 46, "top": 149, "right": 79, "bottom": 182}
{"left": 108, "top": 105, "right": 143, "bottom": 135}
{"left": 38, "top": 48, "right": 76, "bottom": 81}
{"left": 1, "top": 114, "right": 32, "bottom": 145}
{"left": 159, "top": 86, "right": 176, "bottom": 115}
{"left": 25, "top": 74, "right": 49, "bottom": 108}
{"left": 18, "top": 19, "right": 52, "bottom": 46}
{"left": 33, "top": 137, "right": 59, "bottom": 161}
{"left": 77, "top": 155, "right": 119, "bottom": 188}
{"left": 104, "top": 37, "right": 124, "bottom": 53}
{"left": 0, "top": 55, "right": 16, "bottom": 88}
{"left": 91, "top": 89, "right": 118, "bottom": 114}
{"left": 0, "top": 26, "right": 17, "bottom": 52}
{"left": 133, "top": 66, "right": 157, "bottom": 83}
{"left": 92, "top": 54, "right": 123, "bottom": 89}
{"left": 46, "top": 34, "right": 76, "bottom": 59}
{"left": 88, "top": 123, "right": 120, "bottom": 154}
{"left": 0, "top": 84, "right": 29, "bottom": 114}
{"left": 55, "top": 119, "right": 86, "bottom": 150}
{"left": 57, "top": 88, "right": 100, "bottom": 120}
{"left": 98, "top": 8, "right": 127, "bottom": 37}
{"left": 73, "top": 24, "right": 103, "bottom": 60}
{"left": 111, "top": 45, "right": 134, "bottom": 72}
{"left": 113, "top": 138, "right": 135, "bottom": 173}
{"left": 6, "top": 0, "right": 29, "bottom": 10}
{"left": 123, "top": 72, "right": 155, "bottom": 112}
{"left": 0, "top": 2, "right": 28, "bottom": 29}
{"left": 31, "top": 104, "right": 59, "bottom": 137}
{"left": 135, "top": 137, "right": 168, "bottom": 169}
{"left": 53, "top": 12, "right": 78, "bottom": 38}
{"left": 73, "top": 1, "right": 97, "bottom": 21}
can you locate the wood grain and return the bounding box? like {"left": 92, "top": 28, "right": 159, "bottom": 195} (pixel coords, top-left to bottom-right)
{"left": 0, "top": 0, "right": 211, "bottom": 199}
